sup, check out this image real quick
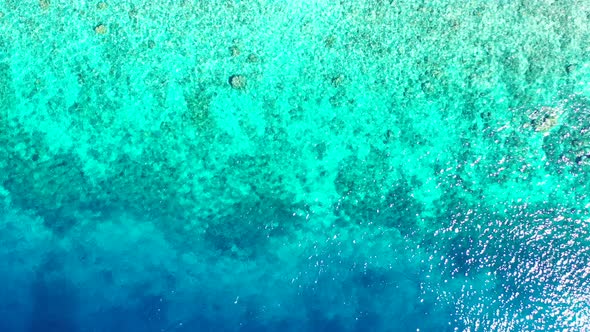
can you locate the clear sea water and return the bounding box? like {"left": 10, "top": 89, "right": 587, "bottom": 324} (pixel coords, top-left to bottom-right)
{"left": 1, "top": 1, "right": 590, "bottom": 331}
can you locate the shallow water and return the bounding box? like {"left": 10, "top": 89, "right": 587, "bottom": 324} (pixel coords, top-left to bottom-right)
{"left": 1, "top": 1, "right": 590, "bottom": 331}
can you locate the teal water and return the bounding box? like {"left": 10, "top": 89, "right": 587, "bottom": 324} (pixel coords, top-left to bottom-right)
{"left": 1, "top": 0, "right": 590, "bottom": 331}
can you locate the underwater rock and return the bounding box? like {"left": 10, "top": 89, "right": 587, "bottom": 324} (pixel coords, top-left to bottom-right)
{"left": 246, "top": 53, "right": 259, "bottom": 63}
{"left": 228, "top": 74, "right": 246, "bottom": 89}
{"left": 540, "top": 97, "right": 590, "bottom": 172}
{"left": 527, "top": 106, "right": 563, "bottom": 133}
{"left": 565, "top": 63, "right": 576, "bottom": 74}
{"left": 94, "top": 24, "right": 107, "bottom": 35}
{"left": 331, "top": 74, "right": 345, "bottom": 87}
{"left": 324, "top": 35, "right": 336, "bottom": 48}
{"left": 575, "top": 149, "right": 590, "bottom": 166}
{"left": 229, "top": 45, "right": 240, "bottom": 57}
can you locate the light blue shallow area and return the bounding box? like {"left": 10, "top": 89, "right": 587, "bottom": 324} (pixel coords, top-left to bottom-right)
{"left": 1, "top": 0, "right": 590, "bottom": 331}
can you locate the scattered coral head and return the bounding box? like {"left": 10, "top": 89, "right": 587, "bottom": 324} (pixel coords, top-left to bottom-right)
{"left": 229, "top": 75, "right": 247, "bottom": 89}
{"left": 528, "top": 106, "right": 563, "bottom": 133}
{"left": 94, "top": 24, "right": 107, "bottom": 35}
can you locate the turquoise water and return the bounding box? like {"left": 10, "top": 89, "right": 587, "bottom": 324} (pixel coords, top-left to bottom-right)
{"left": 1, "top": 0, "right": 590, "bottom": 331}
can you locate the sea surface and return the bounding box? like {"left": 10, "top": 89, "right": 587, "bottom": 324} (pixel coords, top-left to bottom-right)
{"left": 1, "top": 1, "right": 590, "bottom": 331}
